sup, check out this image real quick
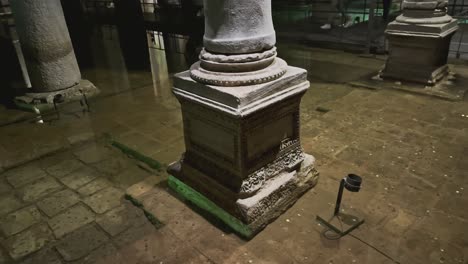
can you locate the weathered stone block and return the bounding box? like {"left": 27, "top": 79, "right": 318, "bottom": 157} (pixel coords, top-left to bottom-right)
{"left": 46, "top": 159, "right": 84, "bottom": 178}
{"left": 0, "top": 206, "right": 42, "bottom": 236}
{"left": 0, "top": 194, "right": 23, "bottom": 217}
{"left": 381, "top": 3, "right": 458, "bottom": 85}
{"left": 168, "top": 66, "right": 319, "bottom": 236}
{"left": 77, "top": 177, "right": 112, "bottom": 196}
{"left": 48, "top": 204, "right": 95, "bottom": 238}
{"left": 73, "top": 144, "right": 113, "bottom": 164}
{"left": 4, "top": 164, "right": 47, "bottom": 188}
{"left": 125, "top": 176, "right": 162, "bottom": 199}
{"left": 17, "top": 177, "right": 62, "bottom": 202}
{"left": 75, "top": 243, "right": 125, "bottom": 264}
{"left": 59, "top": 167, "right": 99, "bottom": 190}
{"left": 0, "top": 180, "right": 12, "bottom": 195}
{"left": 55, "top": 224, "right": 108, "bottom": 261}
{"left": 37, "top": 189, "right": 80, "bottom": 217}
{"left": 2, "top": 223, "right": 53, "bottom": 260}
{"left": 96, "top": 205, "right": 145, "bottom": 236}
{"left": 381, "top": 28, "right": 457, "bottom": 84}
{"left": 83, "top": 187, "right": 123, "bottom": 214}
{"left": 19, "top": 247, "right": 62, "bottom": 264}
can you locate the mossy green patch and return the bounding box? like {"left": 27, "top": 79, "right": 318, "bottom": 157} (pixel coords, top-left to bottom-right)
{"left": 167, "top": 175, "right": 253, "bottom": 239}
{"left": 14, "top": 100, "right": 53, "bottom": 113}
{"left": 108, "top": 139, "right": 163, "bottom": 171}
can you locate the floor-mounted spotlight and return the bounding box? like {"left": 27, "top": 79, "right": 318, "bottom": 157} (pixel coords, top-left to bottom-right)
{"left": 316, "top": 174, "right": 365, "bottom": 238}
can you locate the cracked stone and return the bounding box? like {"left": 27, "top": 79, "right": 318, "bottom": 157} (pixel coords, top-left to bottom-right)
{"left": 37, "top": 189, "right": 80, "bottom": 217}
{"left": 48, "top": 204, "right": 95, "bottom": 238}
{"left": 55, "top": 224, "right": 108, "bottom": 261}
{"left": 0, "top": 206, "right": 42, "bottom": 236}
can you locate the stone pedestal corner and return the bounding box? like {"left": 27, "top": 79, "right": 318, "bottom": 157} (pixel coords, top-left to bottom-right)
{"left": 381, "top": 0, "right": 458, "bottom": 85}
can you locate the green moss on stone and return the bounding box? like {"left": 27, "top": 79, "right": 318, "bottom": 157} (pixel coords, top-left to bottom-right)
{"left": 125, "top": 193, "right": 164, "bottom": 229}
{"left": 109, "top": 140, "right": 163, "bottom": 171}
{"left": 167, "top": 175, "right": 253, "bottom": 238}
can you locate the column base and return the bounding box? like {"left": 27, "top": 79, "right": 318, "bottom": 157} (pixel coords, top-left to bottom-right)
{"left": 381, "top": 19, "right": 458, "bottom": 85}
{"left": 14, "top": 79, "right": 99, "bottom": 109}
{"left": 349, "top": 67, "right": 468, "bottom": 101}
{"left": 168, "top": 154, "right": 319, "bottom": 239}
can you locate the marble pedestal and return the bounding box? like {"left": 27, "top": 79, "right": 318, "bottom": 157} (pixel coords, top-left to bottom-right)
{"left": 167, "top": 66, "right": 319, "bottom": 238}
{"left": 381, "top": 19, "right": 458, "bottom": 84}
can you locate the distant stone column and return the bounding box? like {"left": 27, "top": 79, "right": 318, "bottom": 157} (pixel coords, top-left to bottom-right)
{"left": 381, "top": 0, "right": 458, "bottom": 84}
{"left": 168, "top": 0, "right": 319, "bottom": 238}
{"left": 10, "top": 0, "right": 98, "bottom": 104}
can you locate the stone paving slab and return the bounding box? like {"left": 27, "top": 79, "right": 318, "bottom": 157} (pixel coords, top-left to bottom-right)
{"left": 17, "top": 177, "right": 63, "bottom": 203}
{"left": 0, "top": 248, "right": 10, "bottom": 264}
{"left": 76, "top": 178, "right": 112, "bottom": 196}
{"left": 117, "top": 227, "right": 193, "bottom": 264}
{"left": 125, "top": 176, "right": 162, "bottom": 199}
{"left": 71, "top": 243, "right": 125, "bottom": 264}
{"left": 59, "top": 167, "right": 100, "bottom": 190}
{"left": 2, "top": 223, "right": 54, "bottom": 260}
{"left": 0, "top": 179, "right": 12, "bottom": 195}
{"left": 18, "top": 247, "right": 62, "bottom": 264}
{"left": 46, "top": 159, "right": 85, "bottom": 178}
{"left": 112, "top": 221, "right": 157, "bottom": 249}
{"left": 116, "top": 132, "right": 164, "bottom": 157}
{"left": 92, "top": 156, "right": 131, "bottom": 176}
{"left": 0, "top": 178, "right": 13, "bottom": 195}
{"left": 48, "top": 204, "right": 95, "bottom": 239}
{"left": 0, "top": 206, "right": 42, "bottom": 237}
{"left": 96, "top": 204, "right": 146, "bottom": 237}
{"left": 0, "top": 194, "right": 23, "bottom": 217}
{"left": 55, "top": 224, "right": 108, "bottom": 262}
{"left": 4, "top": 164, "right": 48, "bottom": 188}
{"left": 83, "top": 187, "right": 124, "bottom": 214}
{"left": 107, "top": 166, "right": 151, "bottom": 189}
{"left": 73, "top": 144, "right": 114, "bottom": 165}
{"left": 37, "top": 189, "right": 81, "bottom": 217}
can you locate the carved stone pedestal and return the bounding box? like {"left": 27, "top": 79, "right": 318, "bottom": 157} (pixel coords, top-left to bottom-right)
{"left": 167, "top": 0, "right": 318, "bottom": 238}
{"left": 380, "top": 0, "right": 458, "bottom": 85}
{"left": 168, "top": 66, "right": 318, "bottom": 238}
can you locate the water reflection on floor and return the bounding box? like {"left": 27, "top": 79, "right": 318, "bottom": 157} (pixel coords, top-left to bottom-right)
{"left": 0, "top": 23, "right": 468, "bottom": 264}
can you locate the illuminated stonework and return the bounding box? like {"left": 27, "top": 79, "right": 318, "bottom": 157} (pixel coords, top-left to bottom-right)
{"left": 168, "top": 0, "right": 319, "bottom": 237}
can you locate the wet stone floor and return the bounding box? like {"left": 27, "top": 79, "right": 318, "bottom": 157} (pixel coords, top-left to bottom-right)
{"left": 0, "top": 40, "right": 468, "bottom": 264}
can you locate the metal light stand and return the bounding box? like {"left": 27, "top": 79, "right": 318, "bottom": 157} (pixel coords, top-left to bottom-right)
{"left": 316, "top": 174, "right": 365, "bottom": 238}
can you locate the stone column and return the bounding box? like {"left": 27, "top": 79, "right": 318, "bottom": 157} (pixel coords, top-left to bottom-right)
{"left": 168, "top": 0, "right": 318, "bottom": 238}
{"left": 10, "top": 0, "right": 97, "bottom": 103}
{"left": 380, "top": 0, "right": 458, "bottom": 84}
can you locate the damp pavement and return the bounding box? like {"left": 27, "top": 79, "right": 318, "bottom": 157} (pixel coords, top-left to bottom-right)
{"left": 0, "top": 34, "right": 467, "bottom": 263}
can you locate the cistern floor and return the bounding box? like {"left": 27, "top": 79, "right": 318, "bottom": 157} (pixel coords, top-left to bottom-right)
{"left": 0, "top": 40, "right": 467, "bottom": 264}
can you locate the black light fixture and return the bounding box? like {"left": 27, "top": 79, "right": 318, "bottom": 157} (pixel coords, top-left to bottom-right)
{"left": 316, "top": 174, "right": 365, "bottom": 238}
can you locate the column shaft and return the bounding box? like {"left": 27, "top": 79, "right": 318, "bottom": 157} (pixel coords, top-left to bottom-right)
{"left": 10, "top": 0, "right": 81, "bottom": 92}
